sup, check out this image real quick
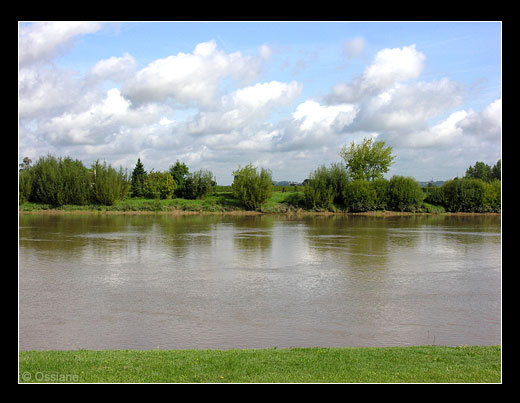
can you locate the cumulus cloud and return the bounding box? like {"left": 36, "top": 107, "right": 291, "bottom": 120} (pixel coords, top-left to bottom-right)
{"left": 386, "top": 98, "right": 501, "bottom": 151}
{"left": 41, "top": 88, "right": 172, "bottom": 146}
{"left": 19, "top": 21, "right": 103, "bottom": 67}
{"left": 121, "top": 40, "right": 268, "bottom": 106}
{"left": 328, "top": 44, "right": 426, "bottom": 103}
{"left": 87, "top": 52, "right": 137, "bottom": 82}
{"left": 187, "top": 80, "right": 302, "bottom": 135}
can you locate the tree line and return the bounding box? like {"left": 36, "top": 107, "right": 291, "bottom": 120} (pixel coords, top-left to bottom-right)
{"left": 18, "top": 139, "right": 501, "bottom": 213}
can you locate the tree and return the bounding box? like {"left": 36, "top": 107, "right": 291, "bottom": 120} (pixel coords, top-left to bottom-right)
{"left": 339, "top": 137, "right": 395, "bottom": 181}
{"left": 130, "top": 158, "right": 147, "bottom": 197}
{"left": 232, "top": 164, "right": 273, "bottom": 210}
{"left": 183, "top": 168, "right": 214, "bottom": 199}
{"left": 169, "top": 160, "right": 190, "bottom": 198}
{"left": 303, "top": 163, "right": 348, "bottom": 210}
{"left": 491, "top": 159, "right": 501, "bottom": 181}
{"left": 91, "top": 160, "right": 129, "bottom": 205}
{"left": 387, "top": 176, "right": 424, "bottom": 212}
{"left": 465, "top": 161, "right": 492, "bottom": 182}
{"left": 143, "top": 170, "right": 176, "bottom": 199}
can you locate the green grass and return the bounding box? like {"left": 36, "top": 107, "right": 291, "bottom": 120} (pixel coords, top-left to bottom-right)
{"left": 19, "top": 345, "right": 500, "bottom": 383}
{"left": 18, "top": 190, "right": 451, "bottom": 215}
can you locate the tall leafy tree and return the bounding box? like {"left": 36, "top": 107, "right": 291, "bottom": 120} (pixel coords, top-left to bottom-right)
{"left": 465, "top": 161, "right": 492, "bottom": 182}
{"left": 169, "top": 160, "right": 190, "bottom": 198}
{"left": 339, "top": 137, "right": 395, "bottom": 181}
{"left": 491, "top": 159, "right": 501, "bottom": 181}
{"left": 130, "top": 158, "right": 147, "bottom": 198}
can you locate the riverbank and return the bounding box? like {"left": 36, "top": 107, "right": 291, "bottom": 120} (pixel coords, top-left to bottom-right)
{"left": 19, "top": 345, "right": 501, "bottom": 383}
{"left": 18, "top": 194, "right": 500, "bottom": 216}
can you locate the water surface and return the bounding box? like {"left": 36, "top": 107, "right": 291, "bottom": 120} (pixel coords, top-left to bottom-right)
{"left": 19, "top": 213, "right": 501, "bottom": 350}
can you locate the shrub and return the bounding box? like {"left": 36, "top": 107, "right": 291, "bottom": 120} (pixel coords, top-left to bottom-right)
{"left": 342, "top": 179, "right": 377, "bottom": 212}
{"left": 387, "top": 176, "right": 425, "bottom": 212}
{"left": 483, "top": 179, "right": 501, "bottom": 213}
{"left": 328, "top": 163, "right": 350, "bottom": 205}
{"left": 303, "top": 165, "right": 335, "bottom": 210}
{"left": 232, "top": 164, "right": 273, "bottom": 210}
{"left": 371, "top": 177, "right": 390, "bottom": 210}
{"left": 183, "top": 169, "right": 215, "bottom": 200}
{"left": 30, "top": 155, "right": 91, "bottom": 206}
{"left": 91, "top": 161, "right": 130, "bottom": 205}
{"left": 19, "top": 168, "right": 33, "bottom": 204}
{"left": 423, "top": 185, "right": 446, "bottom": 207}
{"left": 143, "top": 170, "right": 176, "bottom": 200}
{"left": 441, "top": 177, "right": 500, "bottom": 212}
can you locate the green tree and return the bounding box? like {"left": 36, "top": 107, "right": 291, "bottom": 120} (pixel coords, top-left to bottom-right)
{"left": 342, "top": 179, "right": 377, "bottom": 212}
{"left": 465, "top": 161, "right": 492, "bottom": 182}
{"left": 339, "top": 137, "right": 395, "bottom": 181}
{"left": 303, "top": 164, "right": 348, "bottom": 210}
{"left": 232, "top": 164, "right": 273, "bottom": 210}
{"left": 143, "top": 170, "right": 177, "bottom": 199}
{"left": 169, "top": 160, "right": 190, "bottom": 198}
{"left": 184, "top": 168, "right": 214, "bottom": 199}
{"left": 491, "top": 159, "right": 501, "bottom": 181}
{"left": 29, "top": 155, "right": 91, "bottom": 206}
{"left": 91, "top": 160, "right": 129, "bottom": 205}
{"left": 19, "top": 166, "right": 33, "bottom": 204}
{"left": 387, "top": 176, "right": 425, "bottom": 212}
{"left": 130, "top": 158, "right": 147, "bottom": 198}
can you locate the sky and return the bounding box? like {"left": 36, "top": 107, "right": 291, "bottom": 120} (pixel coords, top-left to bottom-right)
{"left": 18, "top": 21, "right": 501, "bottom": 185}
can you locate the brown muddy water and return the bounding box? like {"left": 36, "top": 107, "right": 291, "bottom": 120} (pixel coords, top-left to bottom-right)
{"left": 19, "top": 213, "right": 501, "bottom": 350}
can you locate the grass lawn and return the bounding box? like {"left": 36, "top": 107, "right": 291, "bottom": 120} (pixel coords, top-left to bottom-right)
{"left": 19, "top": 345, "right": 501, "bottom": 383}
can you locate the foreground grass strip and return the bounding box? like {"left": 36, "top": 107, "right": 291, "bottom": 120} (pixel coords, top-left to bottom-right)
{"left": 19, "top": 346, "right": 500, "bottom": 383}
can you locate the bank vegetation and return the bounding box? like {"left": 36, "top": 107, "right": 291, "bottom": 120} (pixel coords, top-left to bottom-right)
{"left": 18, "top": 139, "right": 501, "bottom": 215}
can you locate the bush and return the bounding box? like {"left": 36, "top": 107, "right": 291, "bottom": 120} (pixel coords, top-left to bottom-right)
{"left": 303, "top": 164, "right": 350, "bottom": 210}
{"left": 30, "top": 155, "right": 91, "bottom": 206}
{"left": 371, "top": 177, "right": 390, "bottom": 210}
{"left": 91, "top": 161, "right": 130, "bottom": 205}
{"left": 19, "top": 168, "right": 33, "bottom": 204}
{"left": 342, "top": 179, "right": 377, "bottom": 212}
{"left": 303, "top": 165, "right": 335, "bottom": 210}
{"left": 484, "top": 179, "right": 501, "bottom": 213}
{"left": 183, "top": 169, "right": 215, "bottom": 200}
{"left": 232, "top": 164, "right": 273, "bottom": 210}
{"left": 387, "top": 176, "right": 425, "bottom": 212}
{"left": 143, "top": 170, "right": 176, "bottom": 200}
{"left": 441, "top": 177, "right": 500, "bottom": 212}
{"left": 328, "top": 163, "right": 350, "bottom": 205}
{"left": 423, "top": 185, "right": 446, "bottom": 207}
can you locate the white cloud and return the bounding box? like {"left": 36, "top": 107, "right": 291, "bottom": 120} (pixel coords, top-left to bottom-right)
{"left": 41, "top": 88, "right": 171, "bottom": 146}
{"left": 187, "top": 80, "right": 302, "bottom": 134}
{"left": 328, "top": 44, "right": 426, "bottom": 103}
{"left": 387, "top": 98, "right": 501, "bottom": 150}
{"left": 292, "top": 100, "right": 358, "bottom": 132}
{"left": 458, "top": 98, "right": 502, "bottom": 140}
{"left": 121, "top": 40, "right": 265, "bottom": 106}
{"left": 19, "top": 67, "right": 86, "bottom": 119}
{"left": 88, "top": 52, "right": 137, "bottom": 82}
{"left": 19, "top": 21, "right": 103, "bottom": 67}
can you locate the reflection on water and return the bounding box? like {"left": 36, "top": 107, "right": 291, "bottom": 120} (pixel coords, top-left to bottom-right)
{"left": 19, "top": 213, "right": 501, "bottom": 350}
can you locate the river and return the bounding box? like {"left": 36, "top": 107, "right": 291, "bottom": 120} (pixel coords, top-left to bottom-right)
{"left": 19, "top": 213, "right": 501, "bottom": 350}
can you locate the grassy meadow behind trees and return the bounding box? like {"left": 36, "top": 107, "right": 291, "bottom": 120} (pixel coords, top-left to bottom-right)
{"left": 18, "top": 139, "right": 501, "bottom": 214}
